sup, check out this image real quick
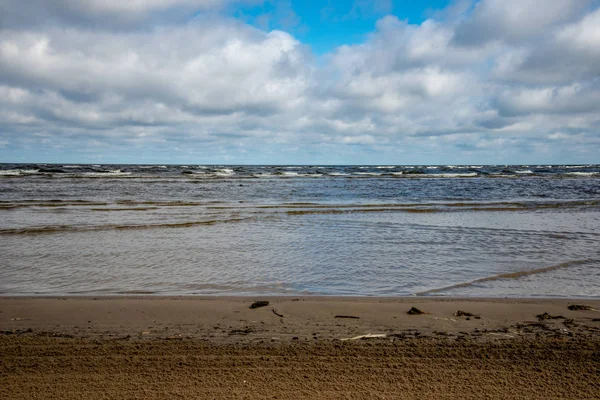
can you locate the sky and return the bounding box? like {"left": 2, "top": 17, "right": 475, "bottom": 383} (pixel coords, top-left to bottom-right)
{"left": 0, "top": 0, "right": 599, "bottom": 165}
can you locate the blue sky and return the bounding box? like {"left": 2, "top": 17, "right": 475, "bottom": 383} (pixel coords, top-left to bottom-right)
{"left": 231, "top": 0, "right": 453, "bottom": 54}
{"left": 0, "top": 0, "right": 599, "bottom": 164}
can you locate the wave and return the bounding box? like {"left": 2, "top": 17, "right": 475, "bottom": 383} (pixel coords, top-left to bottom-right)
{"left": 567, "top": 172, "right": 599, "bottom": 177}
{"left": 0, "top": 168, "right": 137, "bottom": 178}
{"left": 215, "top": 168, "right": 235, "bottom": 176}
{"left": 395, "top": 172, "right": 478, "bottom": 178}
{"left": 80, "top": 170, "right": 132, "bottom": 177}
{"left": 89, "top": 207, "right": 160, "bottom": 212}
{"left": 4, "top": 199, "right": 598, "bottom": 211}
{"left": 0, "top": 169, "right": 41, "bottom": 176}
{"left": 0, "top": 201, "right": 110, "bottom": 209}
{"left": 0, "top": 217, "right": 251, "bottom": 236}
{"left": 2, "top": 164, "right": 599, "bottom": 180}
{"left": 138, "top": 165, "right": 167, "bottom": 169}
{"left": 432, "top": 172, "right": 478, "bottom": 178}
{"left": 279, "top": 200, "right": 600, "bottom": 215}
{"left": 415, "top": 259, "right": 594, "bottom": 296}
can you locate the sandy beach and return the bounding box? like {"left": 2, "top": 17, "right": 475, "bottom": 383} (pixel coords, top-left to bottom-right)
{"left": 2, "top": 297, "right": 600, "bottom": 399}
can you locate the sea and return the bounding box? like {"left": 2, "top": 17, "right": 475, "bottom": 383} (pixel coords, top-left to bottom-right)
{"left": 1, "top": 163, "right": 599, "bottom": 298}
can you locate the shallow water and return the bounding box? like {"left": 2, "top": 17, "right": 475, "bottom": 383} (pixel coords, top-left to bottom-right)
{"left": 1, "top": 164, "right": 599, "bottom": 297}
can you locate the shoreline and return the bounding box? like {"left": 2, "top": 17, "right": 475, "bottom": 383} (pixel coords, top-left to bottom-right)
{"left": 3, "top": 297, "right": 600, "bottom": 399}
{"left": 2, "top": 296, "right": 599, "bottom": 342}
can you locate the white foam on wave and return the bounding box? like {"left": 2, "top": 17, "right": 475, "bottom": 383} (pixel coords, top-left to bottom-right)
{"left": 329, "top": 172, "right": 349, "bottom": 176}
{"left": 434, "top": 172, "right": 478, "bottom": 178}
{"left": 405, "top": 172, "right": 478, "bottom": 178}
{"left": 214, "top": 168, "right": 235, "bottom": 176}
{"left": 282, "top": 172, "right": 299, "bottom": 176}
{"left": 426, "top": 166, "right": 438, "bottom": 169}
{"left": 376, "top": 166, "right": 395, "bottom": 169}
{"left": 567, "top": 172, "right": 599, "bottom": 176}
{"left": 62, "top": 165, "right": 82, "bottom": 168}
{"left": 0, "top": 169, "right": 40, "bottom": 176}
{"left": 355, "top": 172, "right": 382, "bottom": 176}
{"left": 515, "top": 170, "right": 533, "bottom": 174}
{"left": 82, "top": 169, "right": 133, "bottom": 177}
{"left": 565, "top": 165, "right": 586, "bottom": 169}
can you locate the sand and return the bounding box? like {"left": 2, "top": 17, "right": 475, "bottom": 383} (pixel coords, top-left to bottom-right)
{"left": 2, "top": 297, "right": 600, "bottom": 399}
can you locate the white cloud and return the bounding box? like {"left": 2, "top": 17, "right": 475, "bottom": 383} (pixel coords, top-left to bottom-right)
{"left": 453, "top": 0, "right": 593, "bottom": 46}
{"left": 1, "top": 0, "right": 599, "bottom": 163}
{"left": 0, "top": 0, "right": 262, "bottom": 29}
{"left": 493, "top": 83, "right": 600, "bottom": 117}
{"left": 0, "top": 20, "right": 310, "bottom": 120}
{"left": 556, "top": 7, "right": 600, "bottom": 54}
{"left": 341, "top": 135, "right": 377, "bottom": 145}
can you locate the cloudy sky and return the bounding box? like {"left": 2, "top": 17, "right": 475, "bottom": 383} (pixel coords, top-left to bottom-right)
{"left": 1, "top": 0, "right": 599, "bottom": 165}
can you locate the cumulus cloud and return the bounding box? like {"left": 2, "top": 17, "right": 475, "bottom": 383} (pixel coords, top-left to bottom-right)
{"left": 452, "top": 0, "right": 593, "bottom": 46}
{"left": 0, "top": 0, "right": 262, "bottom": 29}
{"left": 0, "top": 19, "right": 309, "bottom": 121}
{"left": 1, "top": 0, "right": 599, "bottom": 164}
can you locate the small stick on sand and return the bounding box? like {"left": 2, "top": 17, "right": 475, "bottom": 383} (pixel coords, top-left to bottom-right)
{"left": 340, "top": 333, "right": 386, "bottom": 341}
{"left": 272, "top": 309, "right": 284, "bottom": 318}
{"left": 335, "top": 315, "right": 360, "bottom": 319}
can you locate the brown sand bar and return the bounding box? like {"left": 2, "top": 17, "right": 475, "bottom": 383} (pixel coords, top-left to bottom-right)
{"left": 2, "top": 297, "right": 600, "bottom": 399}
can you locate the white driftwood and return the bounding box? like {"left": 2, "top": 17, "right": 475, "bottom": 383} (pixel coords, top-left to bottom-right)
{"left": 340, "top": 333, "right": 387, "bottom": 341}
{"left": 431, "top": 317, "right": 457, "bottom": 322}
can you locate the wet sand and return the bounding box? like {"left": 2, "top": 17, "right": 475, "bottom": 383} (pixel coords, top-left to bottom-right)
{"left": 2, "top": 297, "right": 600, "bottom": 399}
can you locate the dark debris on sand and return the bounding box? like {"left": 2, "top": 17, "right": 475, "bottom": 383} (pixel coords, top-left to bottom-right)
{"left": 454, "top": 310, "right": 481, "bottom": 319}
{"left": 229, "top": 327, "right": 254, "bottom": 335}
{"left": 250, "top": 301, "right": 269, "bottom": 309}
{"left": 568, "top": 305, "right": 593, "bottom": 311}
{"left": 407, "top": 307, "right": 426, "bottom": 315}
{"left": 537, "top": 312, "right": 565, "bottom": 321}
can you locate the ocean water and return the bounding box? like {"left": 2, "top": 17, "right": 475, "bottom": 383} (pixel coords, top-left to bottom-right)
{"left": 1, "top": 163, "right": 599, "bottom": 297}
